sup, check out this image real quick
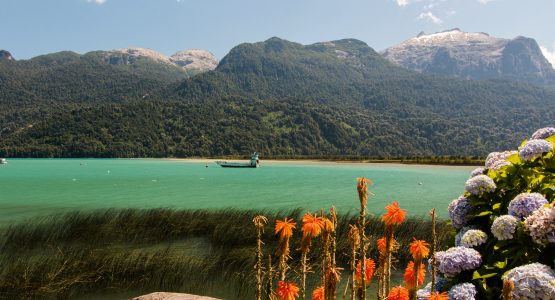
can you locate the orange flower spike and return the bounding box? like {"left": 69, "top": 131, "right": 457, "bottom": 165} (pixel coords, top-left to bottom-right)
{"left": 321, "top": 217, "right": 334, "bottom": 233}
{"left": 312, "top": 286, "right": 324, "bottom": 300}
{"left": 382, "top": 201, "right": 406, "bottom": 226}
{"left": 275, "top": 218, "right": 296, "bottom": 240}
{"left": 428, "top": 292, "right": 449, "bottom": 300}
{"left": 387, "top": 286, "right": 409, "bottom": 300}
{"left": 354, "top": 258, "right": 376, "bottom": 284}
{"left": 276, "top": 281, "right": 300, "bottom": 300}
{"left": 409, "top": 238, "right": 430, "bottom": 262}
{"left": 403, "top": 261, "right": 426, "bottom": 289}
{"left": 302, "top": 212, "right": 324, "bottom": 238}
{"left": 377, "top": 237, "right": 387, "bottom": 255}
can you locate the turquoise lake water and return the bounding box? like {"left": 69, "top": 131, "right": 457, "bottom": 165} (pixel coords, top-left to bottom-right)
{"left": 0, "top": 159, "right": 474, "bottom": 224}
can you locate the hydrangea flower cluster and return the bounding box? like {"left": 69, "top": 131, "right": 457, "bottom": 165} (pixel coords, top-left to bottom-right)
{"left": 531, "top": 127, "right": 555, "bottom": 140}
{"left": 464, "top": 175, "right": 496, "bottom": 196}
{"left": 485, "top": 151, "right": 516, "bottom": 170}
{"left": 524, "top": 205, "right": 555, "bottom": 246}
{"left": 460, "top": 229, "right": 488, "bottom": 248}
{"left": 491, "top": 215, "right": 519, "bottom": 240}
{"left": 455, "top": 226, "right": 476, "bottom": 246}
{"left": 518, "top": 139, "right": 553, "bottom": 161}
{"left": 508, "top": 193, "right": 548, "bottom": 219}
{"left": 503, "top": 263, "right": 555, "bottom": 299}
{"left": 448, "top": 196, "right": 472, "bottom": 229}
{"left": 469, "top": 167, "right": 485, "bottom": 178}
{"left": 446, "top": 128, "right": 555, "bottom": 299}
{"left": 416, "top": 282, "right": 431, "bottom": 300}
{"left": 448, "top": 283, "right": 477, "bottom": 300}
{"left": 435, "top": 247, "right": 481, "bottom": 277}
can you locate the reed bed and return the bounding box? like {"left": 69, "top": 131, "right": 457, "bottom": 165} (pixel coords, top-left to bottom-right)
{"left": 0, "top": 208, "right": 452, "bottom": 299}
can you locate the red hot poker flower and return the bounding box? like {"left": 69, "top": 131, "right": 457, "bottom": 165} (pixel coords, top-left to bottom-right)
{"left": 302, "top": 212, "right": 324, "bottom": 238}
{"left": 387, "top": 286, "right": 409, "bottom": 300}
{"left": 275, "top": 218, "right": 296, "bottom": 240}
{"left": 409, "top": 238, "right": 430, "bottom": 262}
{"left": 403, "top": 261, "right": 426, "bottom": 289}
{"left": 382, "top": 202, "right": 406, "bottom": 226}
{"left": 276, "top": 281, "right": 299, "bottom": 300}
{"left": 354, "top": 258, "right": 376, "bottom": 285}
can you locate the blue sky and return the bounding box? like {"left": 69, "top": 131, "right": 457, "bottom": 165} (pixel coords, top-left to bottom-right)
{"left": 1, "top": 0, "right": 554, "bottom": 65}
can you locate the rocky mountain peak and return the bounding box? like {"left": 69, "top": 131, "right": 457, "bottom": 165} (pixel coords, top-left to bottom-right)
{"left": 0, "top": 50, "right": 14, "bottom": 61}
{"left": 170, "top": 49, "right": 218, "bottom": 72}
{"left": 382, "top": 29, "right": 555, "bottom": 86}
{"left": 101, "top": 47, "right": 218, "bottom": 74}
{"left": 104, "top": 48, "right": 172, "bottom": 65}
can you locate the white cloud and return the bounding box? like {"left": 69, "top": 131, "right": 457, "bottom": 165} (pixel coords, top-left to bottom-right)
{"left": 446, "top": 10, "right": 456, "bottom": 16}
{"left": 396, "top": 0, "right": 410, "bottom": 7}
{"left": 540, "top": 45, "right": 555, "bottom": 69}
{"left": 87, "top": 0, "right": 106, "bottom": 5}
{"left": 477, "top": 0, "right": 494, "bottom": 4}
{"left": 418, "top": 11, "right": 443, "bottom": 24}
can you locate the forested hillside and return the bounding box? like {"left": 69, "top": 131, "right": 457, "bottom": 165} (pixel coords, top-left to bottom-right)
{"left": 1, "top": 38, "right": 554, "bottom": 158}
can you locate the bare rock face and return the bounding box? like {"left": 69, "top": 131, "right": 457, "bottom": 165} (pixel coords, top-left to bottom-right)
{"left": 131, "top": 292, "right": 221, "bottom": 300}
{"left": 170, "top": 49, "right": 218, "bottom": 73}
{"left": 0, "top": 50, "right": 14, "bottom": 61}
{"left": 104, "top": 48, "right": 172, "bottom": 65}
{"left": 382, "top": 29, "right": 555, "bottom": 85}
{"left": 101, "top": 48, "right": 218, "bottom": 75}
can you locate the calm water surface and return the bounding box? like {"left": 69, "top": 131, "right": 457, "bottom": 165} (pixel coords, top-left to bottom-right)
{"left": 0, "top": 159, "right": 474, "bottom": 223}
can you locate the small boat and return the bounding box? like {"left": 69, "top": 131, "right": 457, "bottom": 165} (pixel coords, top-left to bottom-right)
{"left": 0, "top": 158, "right": 7, "bottom": 164}
{"left": 216, "top": 152, "right": 260, "bottom": 168}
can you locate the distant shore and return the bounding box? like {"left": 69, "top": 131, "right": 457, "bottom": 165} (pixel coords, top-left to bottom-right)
{"left": 166, "top": 157, "right": 484, "bottom": 166}
{"left": 3, "top": 157, "right": 484, "bottom": 166}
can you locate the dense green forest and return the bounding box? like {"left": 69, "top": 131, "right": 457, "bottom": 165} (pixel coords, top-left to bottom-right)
{"left": 1, "top": 37, "right": 554, "bottom": 158}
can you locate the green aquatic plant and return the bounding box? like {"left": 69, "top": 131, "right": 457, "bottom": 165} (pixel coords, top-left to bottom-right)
{"left": 0, "top": 208, "right": 452, "bottom": 299}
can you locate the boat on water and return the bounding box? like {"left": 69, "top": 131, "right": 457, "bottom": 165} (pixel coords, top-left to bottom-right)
{"left": 216, "top": 153, "right": 260, "bottom": 168}
{"left": 0, "top": 158, "right": 7, "bottom": 164}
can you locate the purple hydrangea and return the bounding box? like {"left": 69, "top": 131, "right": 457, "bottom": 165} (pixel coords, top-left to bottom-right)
{"left": 524, "top": 205, "right": 555, "bottom": 246}
{"left": 416, "top": 282, "right": 431, "bottom": 300}
{"left": 503, "top": 263, "right": 555, "bottom": 299}
{"left": 460, "top": 229, "right": 488, "bottom": 248}
{"left": 485, "top": 151, "right": 516, "bottom": 170}
{"left": 436, "top": 247, "right": 482, "bottom": 277}
{"left": 519, "top": 139, "right": 553, "bottom": 161}
{"left": 455, "top": 226, "right": 476, "bottom": 246}
{"left": 448, "top": 196, "right": 473, "bottom": 229}
{"left": 531, "top": 127, "right": 555, "bottom": 140}
{"left": 469, "top": 167, "right": 485, "bottom": 178}
{"left": 448, "top": 283, "right": 477, "bottom": 300}
{"left": 464, "top": 175, "right": 496, "bottom": 196}
{"left": 508, "top": 192, "right": 548, "bottom": 219}
{"left": 491, "top": 215, "right": 519, "bottom": 240}
{"left": 489, "top": 159, "right": 511, "bottom": 171}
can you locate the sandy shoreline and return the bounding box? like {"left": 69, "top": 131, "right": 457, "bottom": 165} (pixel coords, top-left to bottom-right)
{"left": 164, "top": 158, "right": 479, "bottom": 168}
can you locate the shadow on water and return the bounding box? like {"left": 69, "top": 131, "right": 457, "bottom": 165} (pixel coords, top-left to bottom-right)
{"left": 0, "top": 208, "right": 453, "bottom": 299}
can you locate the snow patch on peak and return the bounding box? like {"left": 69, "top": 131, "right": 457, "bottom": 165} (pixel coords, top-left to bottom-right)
{"left": 410, "top": 29, "right": 503, "bottom": 46}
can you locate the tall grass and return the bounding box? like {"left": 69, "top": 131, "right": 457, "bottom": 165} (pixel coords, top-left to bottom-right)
{"left": 0, "top": 208, "right": 453, "bottom": 299}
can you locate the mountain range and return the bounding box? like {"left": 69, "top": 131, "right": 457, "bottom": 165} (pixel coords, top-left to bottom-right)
{"left": 382, "top": 28, "right": 555, "bottom": 87}
{"left": 1, "top": 34, "right": 554, "bottom": 158}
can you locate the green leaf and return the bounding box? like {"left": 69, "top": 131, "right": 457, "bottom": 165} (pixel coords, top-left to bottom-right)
{"left": 506, "top": 154, "right": 521, "bottom": 165}
{"left": 494, "top": 260, "right": 507, "bottom": 269}
{"left": 475, "top": 211, "right": 492, "bottom": 217}
{"left": 473, "top": 270, "right": 498, "bottom": 280}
